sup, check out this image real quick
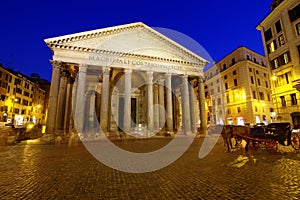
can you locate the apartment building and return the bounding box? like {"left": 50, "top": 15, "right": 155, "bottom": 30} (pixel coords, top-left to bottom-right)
{"left": 257, "top": 0, "right": 300, "bottom": 126}
{"left": 0, "top": 65, "right": 50, "bottom": 126}
{"left": 204, "top": 47, "right": 273, "bottom": 126}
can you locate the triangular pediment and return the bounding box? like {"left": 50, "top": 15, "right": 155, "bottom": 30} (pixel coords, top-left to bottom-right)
{"left": 45, "top": 22, "right": 208, "bottom": 66}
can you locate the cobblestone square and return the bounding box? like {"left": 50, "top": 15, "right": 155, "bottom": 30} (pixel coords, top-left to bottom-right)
{"left": 0, "top": 136, "right": 300, "bottom": 199}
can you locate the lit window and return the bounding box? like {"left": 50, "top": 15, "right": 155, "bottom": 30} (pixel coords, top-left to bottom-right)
{"left": 269, "top": 41, "right": 276, "bottom": 53}
{"left": 283, "top": 52, "right": 289, "bottom": 64}
{"left": 274, "top": 59, "right": 279, "bottom": 69}
{"left": 278, "top": 35, "right": 285, "bottom": 46}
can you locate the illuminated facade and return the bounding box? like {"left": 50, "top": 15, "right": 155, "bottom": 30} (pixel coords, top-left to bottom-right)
{"left": 257, "top": 0, "right": 300, "bottom": 125}
{"left": 204, "top": 47, "right": 273, "bottom": 125}
{"left": 0, "top": 65, "right": 49, "bottom": 126}
{"left": 44, "top": 22, "right": 208, "bottom": 136}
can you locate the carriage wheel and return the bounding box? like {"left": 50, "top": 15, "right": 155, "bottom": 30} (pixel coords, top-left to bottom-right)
{"left": 265, "top": 140, "right": 278, "bottom": 153}
{"left": 291, "top": 132, "right": 300, "bottom": 150}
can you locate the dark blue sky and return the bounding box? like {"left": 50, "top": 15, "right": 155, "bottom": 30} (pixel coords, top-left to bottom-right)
{"left": 0, "top": 0, "right": 272, "bottom": 81}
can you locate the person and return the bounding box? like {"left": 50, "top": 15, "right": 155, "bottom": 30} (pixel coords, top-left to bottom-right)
{"left": 55, "top": 135, "right": 62, "bottom": 148}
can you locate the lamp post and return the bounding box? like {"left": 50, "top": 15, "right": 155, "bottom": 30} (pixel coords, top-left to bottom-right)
{"left": 271, "top": 74, "right": 279, "bottom": 121}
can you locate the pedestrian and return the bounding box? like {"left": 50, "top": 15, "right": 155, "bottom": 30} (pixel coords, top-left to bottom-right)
{"left": 55, "top": 135, "right": 62, "bottom": 148}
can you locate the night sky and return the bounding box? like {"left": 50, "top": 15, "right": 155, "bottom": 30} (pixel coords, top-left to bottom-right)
{"left": 0, "top": 0, "right": 272, "bottom": 81}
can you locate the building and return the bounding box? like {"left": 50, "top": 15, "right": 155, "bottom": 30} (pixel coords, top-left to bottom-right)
{"left": 204, "top": 47, "right": 273, "bottom": 126}
{"left": 44, "top": 22, "right": 209, "bottom": 136}
{"left": 257, "top": 0, "right": 300, "bottom": 126}
{"left": 0, "top": 64, "right": 49, "bottom": 126}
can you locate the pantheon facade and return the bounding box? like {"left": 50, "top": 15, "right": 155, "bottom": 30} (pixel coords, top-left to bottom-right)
{"left": 44, "top": 22, "right": 208, "bottom": 137}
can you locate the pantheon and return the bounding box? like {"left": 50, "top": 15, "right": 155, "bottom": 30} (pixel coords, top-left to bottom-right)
{"left": 44, "top": 22, "right": 208, "bottom": 137}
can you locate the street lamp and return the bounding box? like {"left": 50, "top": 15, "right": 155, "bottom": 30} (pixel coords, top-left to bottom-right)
{"left": 271, "top": 74, "right": 279, "bottom": 121}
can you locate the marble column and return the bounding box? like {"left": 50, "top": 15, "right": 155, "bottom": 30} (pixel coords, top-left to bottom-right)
{"left": 46, "top": 60, "right": 62, "bottom": 134}
{"left": 55, "top": 70, "right": 68, "bottom": 132}
{"left": 147, "top": 71, "right": 154, "bottom": 133}
{"left": 158, "top": 79, "right": 165, "bottom": 129}
{"left": 153, "top": 83, "right": 159, "bottom": 131}
{"left": 165, "top": 73, "right": 173, "bottom": 132}
{"left": 123, "top": 69, "right": 132, "bottom": 133}
{"left": 189, "top": 80, "right": 197, "bottom": 133}
{"left": 64, "top": 77, "right": 74, "bottom": 133}
{"left": 198, "top": 77, "right": 207, "bottom": 133}
{"left": 181, "top": 75, "right": 191, "bottom": 134}
{"left": 100, "top": 67, "right": 110, "bottom": 133}
{"left": 75, "top": 65, "right": 87, "bottom": 134}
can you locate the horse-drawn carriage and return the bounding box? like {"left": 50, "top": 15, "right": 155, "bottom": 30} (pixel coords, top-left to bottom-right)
{"left": 222, "top": 122, "right": 300, "bottom": 153}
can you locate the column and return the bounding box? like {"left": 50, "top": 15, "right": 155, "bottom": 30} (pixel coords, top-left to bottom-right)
{"left": 158, "top": 79, "right": 165, "bottom": 129}
{"left": 64, "top": 77, "right": 74, "bottom": 133}
{"left": 147, "top": 71, "right": 154, "bottom": 133}
{"left": 189, "top": 80, "right": 196, "bottom": 133}
{"left": 181, "top": 75, "right": 191, "bottom": 134}
{"left": 55, "top": 70, "right": 68, "bottom": 132}
{"left": 123, "top": 69, "right": 132, "bottom": 133}
{"left": 100, "top": 67, "right": 110, "bottom": 133}
{"left": 74, "top": 65, "right": 87, "bottom": 134}
{"left": 198, "top": 77, "right": 207, "bottom": 133}
{"left": 46, "top": 60, "right": 62, "bottom": 134}
{"left": 165, "top": 73, "right": 173, "bottom": 132}
{"left": 153, "top": 83, "right": 159, "bottom": 131}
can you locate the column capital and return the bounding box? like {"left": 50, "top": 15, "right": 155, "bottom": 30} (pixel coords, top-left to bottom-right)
{"left": 165, "top": 73, "right": 172, "bottom": 79}
{"left": 102, "top": 67, "right": 111, "bottom": 75}
{"left": 125, "top": 69, "right": 132, "bottom": 74}
{"left": 50, "top": 60, "right": 63, "bottom": 70}
{"left": 198, "top": 76, "right": 205, "bottom": 83}
{"left": 157, "top": 78, "right": 165, "bottom": 85}
{"left": 79, "top": 64, "right": 88, "bottom": 73}
{"left": 146, "top": 71, "right": 153, "bottom": 83}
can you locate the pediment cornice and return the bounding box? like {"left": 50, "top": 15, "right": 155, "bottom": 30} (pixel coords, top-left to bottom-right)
{"left": 45, "top": 22, "right": 208, "bottom": 66}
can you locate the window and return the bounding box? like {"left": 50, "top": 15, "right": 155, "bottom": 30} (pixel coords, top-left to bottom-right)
{"left": 217, "top": 98, "right": 221, "bottom": 105}
{"left": 291, "top": 93, "right": 297, "bottom": 105}
{"left": 258, "top": 79, "right": 261, "bottom": 86}
{"left": 232, "top": 58, "right": 236, "bottom": 65}
{"left": 285, "top": 73, "right": 290, "bottom": 84}
{"left": 251, "top": 76, "right": 254, "bottom": 84}
{"left": 280, "top": 96, "right": 286, "bottom": 107}
{"left": 234, "top": 79, "right": 238, "bottom": 86}
{"left": 5, "top": 74, "right": 8, "bottom": 81}
{"left": 223, "top": 64, "right": 227, "bottom": 70}
{"left": 289, "top": 3, "right": 300, "bottom": 22}
{"left": 267, "top": 40, "right": 277, "bottom": 53}
{"left": 278, "top": 35, "right": 285, "bottom": 46}
{"left": 217, "top": 86, "right": 220, "bottom": 93}
{"left": 297, "top": 23, "right": 300, "bottom": 35}
{"left": 253, "top": 91, "right": 257, "bottom": 99}
{"left": 259, "top": 92, "right": 265, "bottom": 100}
{"left": 268, "top": 94, "right": 271, "bottom": 101}
{"left": 264, "top": 28, "right": 273, "bottom": 42}
{"left": 1, "top": 95, "right": 5, "bottom": 101}
{"left": 226, "top": 95, "right": 230, "bottom": 103}
{"left": 298, "top": 45, "right": 300, "bottom": 57}
{"left": 227, "top": 108, "right": 231, "bottom": 114}
{"left": 224, "top": 75, "right": 227, "bottom": 80}
{"left": 16, "top": 88, "right": 22, "bottom": 94}
{"left": 237, "top": 107, "right": 241, "bottom": 113}
{"left": 275, "top": 20, "right": 282, "bottom": 33}
{"left": 255, "top": 106, "right": 258, "bottom": 112}
{"left": 265, "top": 81, "right": 269, "bottom": 88}
{"left": 0, "top": 71, "right": 2, "bottom": 78}
{"left": 225, "top": 83, "right": 228, "bottom": 90}
{"left": 249, "top": 67, "right": 252, "bottom": 72}
{"left": 233, "top": 70, "right": 236, "bottom": 75}
{"left": 211, "top": 89, "right": 214, "bottom": 95}
{"left": 247, "top": 55, "right": 250, "bottom": 60}
{"left": 256, "top": 70, "right": 259, "bottom": 74}
{"left": 253, "top": 58, "right": 257, "bottom": 63}
{"left": 21, "top": 109, "right": 26, "bottom": 115}
{"left": 283, "top": 52, "right": 290, "bottom": 64}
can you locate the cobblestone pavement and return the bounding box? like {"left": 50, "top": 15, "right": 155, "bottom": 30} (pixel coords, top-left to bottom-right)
{"left": 0, "top": 135, "right": 300, "bottom": 199}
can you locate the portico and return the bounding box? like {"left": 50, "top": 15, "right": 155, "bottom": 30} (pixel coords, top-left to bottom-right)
{"left": 44, "top": 22, "right": 208, "bottom": 137}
